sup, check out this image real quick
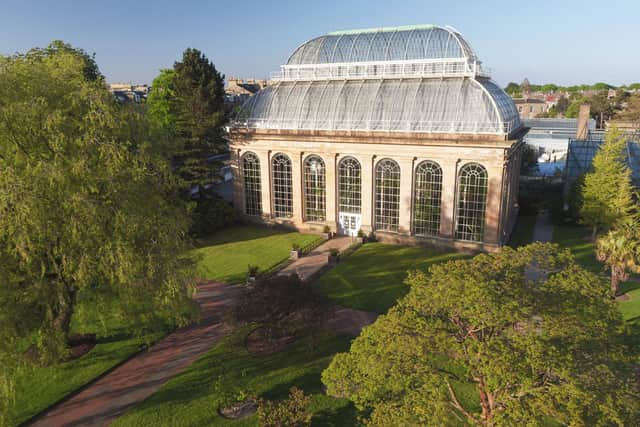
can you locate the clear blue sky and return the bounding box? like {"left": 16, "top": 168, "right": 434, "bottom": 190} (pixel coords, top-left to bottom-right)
{"left": 1, "top": 0, "right": 638, "bottom": 87}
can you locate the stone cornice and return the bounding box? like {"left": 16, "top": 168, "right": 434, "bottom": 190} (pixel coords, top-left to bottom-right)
{"left": 230, "top": 127, "right": 528, "bottom": 149}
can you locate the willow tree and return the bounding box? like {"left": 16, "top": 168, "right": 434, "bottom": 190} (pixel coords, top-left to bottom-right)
{"left": 0, "top": 42, "right": 196, "bottom": 366}
{"left": 322, "top": 243, "right": 638, "bottom": 426}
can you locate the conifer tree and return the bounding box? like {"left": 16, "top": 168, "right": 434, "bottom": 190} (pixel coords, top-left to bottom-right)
{"left": 148, "top": 48, "right": 226, "bottom": 192}
{"left": 580, "top": 126, "right": 636, "bottom": 239}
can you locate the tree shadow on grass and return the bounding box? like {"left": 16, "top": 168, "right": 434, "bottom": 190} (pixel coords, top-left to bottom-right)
{"left": 312, "top": 402, "right": 362, "bottom": 427}
{"left": 193, "top": 225, "right": 289, "bottom": 248}
{"left": 620, "top": 280, "right": 640, "bottom": 294}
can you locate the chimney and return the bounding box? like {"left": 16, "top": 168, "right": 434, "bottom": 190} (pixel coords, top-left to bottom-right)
{"left": 576, "top": 104, "right": 590, "bottom": 140}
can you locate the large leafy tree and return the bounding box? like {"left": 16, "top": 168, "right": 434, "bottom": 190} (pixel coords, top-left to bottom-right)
{"left": 147, "top": 48, "right": 226, "bottom": 191}
{"left": 0, "top": 42, "right": 196, "bottom": 365}
{"left": 597, "top": 223, "right": 640, "bottom": 295}
{"left": 322, "top": 243, "right": 638, "bottom": 426}
{"left": 580, "top": 126, "right": 636, "bottom": 239}
{"left": 616, "top": 92, "right": 640, "bottom": 123}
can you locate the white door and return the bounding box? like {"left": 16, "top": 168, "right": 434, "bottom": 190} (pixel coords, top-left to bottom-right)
{"left": 338, "top": 213, "right": 361, "bottom": 237}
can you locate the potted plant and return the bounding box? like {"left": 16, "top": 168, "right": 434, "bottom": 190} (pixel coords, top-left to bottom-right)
{"left": 290, "top": 243, "right": 301, "bottom": 260}
{"left": 322, "top": 225, "right": 332, "bottom": 240}
{"left": 357, "top": 229, "right": 367, "bottom": 244}
{"left": 246, "top": 264, "right": 259, "bottom": 285}
{"left": 328, "top": 248, "right": 340, "bottom": 265}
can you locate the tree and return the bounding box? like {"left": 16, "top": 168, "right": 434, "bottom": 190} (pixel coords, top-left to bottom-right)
{"left": 580, "top": 126, "right": 636, "bottom": 239}
{"left": 257, "top": 387, "right": 312, "bottom": 427}
{"left": 555, "top": 95, "right": 569, "bottom": 114}
{"left": 0, "top": 42, "right": 196, "bottom": 365}
{"left": 235, "top": 274, "right": 327, "bottom": 344}
{"left": 564, "top": 98, "right": 584, "bottom": 118}
{"left": 504, "top": 82, "right": 520, "bottom": 96}
{"left": 596, "top": 223, "right": 640, "bottom": 296}
{"left": 616, "top": 93, "right": 640, "bottom": 123}
{"left": 147, "top": 68, "right": 178, "bottom": 132}
{"left": 147, "top": 48, "right": 226, "bottom": 191}
{"left": 519, "top": 144, "right": 539, "bottom": 175}
{"left": 322, "top": 243, "right": 639, "bottom": 426}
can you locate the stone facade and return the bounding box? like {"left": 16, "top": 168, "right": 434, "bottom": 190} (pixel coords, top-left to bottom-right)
{"left": 230, "top": 128, "right": 524, "bottom": 252}
{"left": 230, "top": 26, "right": 523, "bottom": 252}
{"left": 513, "top": 98, "right": 549, "bottom": 119}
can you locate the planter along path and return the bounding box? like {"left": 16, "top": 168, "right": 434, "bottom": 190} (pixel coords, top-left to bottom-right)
{"left": 29, "top": 282, "right": 241, "bottom": 427}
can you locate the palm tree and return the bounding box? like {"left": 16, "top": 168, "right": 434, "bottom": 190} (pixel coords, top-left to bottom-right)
{"left": 596, "top": 224, "right": 640, "bottom": 296}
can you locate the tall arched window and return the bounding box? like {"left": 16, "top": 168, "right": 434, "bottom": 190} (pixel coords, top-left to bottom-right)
{"left": 242, "top": 152, "right": 262, "bottom": 216}
{"left": 375, "top": 159, "right": 400, "bottom": 232}
{"left": 455, "top": 163, "right": 488, "bottom": 242}
{"left": 338, "top": 157, "right": 361, "bottom": 214}
{"left": 413, "top": 161, "right": 442, "bottom": 236}
{"left": 271, "top": 153, "right": 293, "bottom": 218}
{"left": 303, "top": 155, "right": 326, "bottom": 222}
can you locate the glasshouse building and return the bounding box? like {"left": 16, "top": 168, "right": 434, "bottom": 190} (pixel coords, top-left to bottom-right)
{"left": 230, "top": 25, "right": 525, "bottom": 251}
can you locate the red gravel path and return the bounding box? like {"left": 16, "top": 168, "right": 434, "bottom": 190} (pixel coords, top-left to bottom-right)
{"left": 28, "top": 281, "right": 240, "bottom": 427}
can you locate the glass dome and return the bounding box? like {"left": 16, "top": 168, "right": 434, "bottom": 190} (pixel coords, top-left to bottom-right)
{"left": 234, "top": 25, "right": 521, "bottom": 136}
{"left": 287, "top": 25, "right": 478, "bottom": 65}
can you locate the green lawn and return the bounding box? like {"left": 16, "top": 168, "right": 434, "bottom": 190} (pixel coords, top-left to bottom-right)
{"left": 552, "top": 222, "right": 640, "bottom": 338}
{"left": 192, "top": 225, "right": 321, "bottom": 283}
{"left": 8, "top": 293, "right": 165, "bottom": 426}
{"left": 112, "top": 328, "right": 358, "bottom": 427}
{"left": 551, "top": 222, "right": 602, "bottom": 273}
{"left": 9, "top": 225, "right": 319, "bottom": 426}
{"left": 507, "top": 214, "right": 537, "bottom": 248}
{"left": 313, "top": 242, "right": 467, "bottom": 314}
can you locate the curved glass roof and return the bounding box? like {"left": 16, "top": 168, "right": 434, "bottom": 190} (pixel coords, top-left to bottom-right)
{"left": 236, "top": 78, "right": 520, "bottom": 134}
{"left": 287, "top": 25, "right": 477, "bottom": 65}
{"left": 235, "top": 25, "right": 521, "bottom": 136}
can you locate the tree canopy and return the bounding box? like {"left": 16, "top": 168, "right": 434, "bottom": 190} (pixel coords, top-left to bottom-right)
{"left": 322, "top": 243, "right": 639, "bottom": 426}
{"left": 0, "top": 42, "right": 196, "bottom": 368}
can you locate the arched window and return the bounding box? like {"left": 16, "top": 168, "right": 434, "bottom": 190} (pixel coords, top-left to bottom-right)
{"left": 271, "top": 153, "right": 293, "bottom": 218}
{"left": 375, "top": 159, "right": 400, "bottom": 232}
{"left": 455, "top": 163, "right": 488, "bottom": 242}
{"left": 413, "top": 161, "right": 442, "bottom": 236}
{"left": 338, "top": 157, "right": 361, "bottom": 214}
{"left": 303, "top": 155, "right": 326, "bottom": 222}
{"left": 242, "top": 152, "right": 262, "bottom": 216}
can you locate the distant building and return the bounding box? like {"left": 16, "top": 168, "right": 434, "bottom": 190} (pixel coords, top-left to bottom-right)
{"left": 108, "top": 83, "right": 149, "bottom": 103}
{"left": 225, "top": 78, "right": 269, "bottom": 107}
{"left": 513, "top": 98, "right": 549, "bottom": 119}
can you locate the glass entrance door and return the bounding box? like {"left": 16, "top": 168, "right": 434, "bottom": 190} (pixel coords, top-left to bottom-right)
{"left": 338, "top": 213, "right": 361, "bottom": 237}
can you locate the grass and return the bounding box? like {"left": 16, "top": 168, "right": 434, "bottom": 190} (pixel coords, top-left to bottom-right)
{"left": 551, "top": 221, "right": 640, "bottom": 336}
{"left": 507, "top": 214, "right": 537, "bottom": 247}
{"left": 551, "top": 221, "right": 602, "bottom": 273}
{"left": 192, "top": 225, "right": 321, "bottom": 283}
{"left": 313, "top": 242, "right": 467, "bottom": 314}
{"left": 9, "top": 225, "right": 319, "bottom": 426}
{"left": 8, "top": 293, "right": 165, "bottom": 426}
{"left": 112, "top": 327, "right": 358, "bottom": 427}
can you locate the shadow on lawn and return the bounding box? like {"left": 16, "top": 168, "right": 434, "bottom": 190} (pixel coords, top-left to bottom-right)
{"left": 193, "top": 225, "right": 289, "bottom": 248}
